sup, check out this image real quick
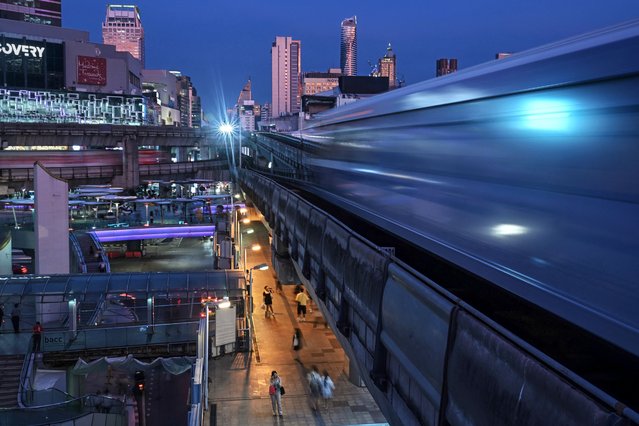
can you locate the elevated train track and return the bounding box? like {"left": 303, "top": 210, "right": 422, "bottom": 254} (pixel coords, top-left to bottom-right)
{"left": 246, "top": 19, "right": 639, "bottom": 424}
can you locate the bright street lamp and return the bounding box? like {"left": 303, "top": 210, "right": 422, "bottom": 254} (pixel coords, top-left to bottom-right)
{"left": 217, "top": 121, "right": 242, "bottom": 172}
{"left": 246, "top": 262, "right": 268, "bottom": 352}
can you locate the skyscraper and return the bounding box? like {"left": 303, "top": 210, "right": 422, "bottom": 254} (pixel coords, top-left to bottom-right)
{"left": 436, "top": 58, "right": 458, "bottom": 76}
{"left": 271, "top": 36, "right": 301, "bottom": 117}
{"left": 102, "top": 4, "right": 145, "bottom": 67}
{"left": 378, "top": 43, "right": 396, "bottom": 88}
{"left": 340, "top": 16, "right": 357, "bottom": 76}
{"left": 0, "top": 0, "right": 61, "bottom": 26}
{"left": 237, "top": 80, "right": 257, "bottom": 131}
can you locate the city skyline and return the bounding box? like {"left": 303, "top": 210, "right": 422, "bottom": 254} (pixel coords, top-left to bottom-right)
{"left": 61, "top": 0, "right": 639, "bottom": 120}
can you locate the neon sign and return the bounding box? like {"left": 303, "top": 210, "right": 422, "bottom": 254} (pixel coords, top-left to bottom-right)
{"left": 0, "top": 42, "right": 45, "bottom": 58}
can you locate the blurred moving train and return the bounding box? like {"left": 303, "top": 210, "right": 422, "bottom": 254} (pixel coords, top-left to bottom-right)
{"left": 300, "top": 20, "right": 639, "bottom": 356}
{"left": 0, "top": 149, "right": 172, "bottom": 168}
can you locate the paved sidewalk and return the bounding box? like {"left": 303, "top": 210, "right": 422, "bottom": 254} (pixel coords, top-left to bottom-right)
{"left": 206, "top": 220, "right": 388, "bottom": 426}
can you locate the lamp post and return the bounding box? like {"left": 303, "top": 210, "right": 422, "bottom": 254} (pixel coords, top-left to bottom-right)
{"left": 218, "top": 123, "right": 237, "bottom": 177}
{"left": 247, "top": 263, "right": 269, "bottom": 352}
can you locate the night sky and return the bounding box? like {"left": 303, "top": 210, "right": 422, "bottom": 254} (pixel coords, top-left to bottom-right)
{"left": 63, "top": 0, "right": 639, "bottom": 122}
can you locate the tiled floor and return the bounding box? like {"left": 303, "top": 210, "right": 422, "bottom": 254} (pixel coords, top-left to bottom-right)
{"left": 206, "top": 221, "right": 388, "bottom": 426}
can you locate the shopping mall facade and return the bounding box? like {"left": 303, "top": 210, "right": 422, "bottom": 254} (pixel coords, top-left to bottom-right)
{"left": 1, "top": 18, "right": 148, "bottom": 125}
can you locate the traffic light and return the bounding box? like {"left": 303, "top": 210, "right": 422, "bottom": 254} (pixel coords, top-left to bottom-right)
{"left": 134, "top": 371, "right": 145, "bottom": 394}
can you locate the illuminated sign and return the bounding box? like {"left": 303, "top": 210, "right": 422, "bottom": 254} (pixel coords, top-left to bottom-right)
{"left": 0, "top": 42, "right": 45, "bottom": 58}
{"left": 44, "top": 333, "right": 66, "bottom": 349}
{"left": 77, "top": 56, "right": 107, "bottom": 86}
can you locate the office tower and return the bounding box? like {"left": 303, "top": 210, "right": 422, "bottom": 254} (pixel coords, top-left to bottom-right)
{"left": 0, "top": 0, "right": 61, "bottom": 26}
{"left": 237, "top": 79, "right": 252, "bottom": 104}
{"left": 340, "top": 16, "right": 357, "bottom": 76}
{"left": 261, "top": 103, "right": 271, "bottom": 122}
{"left": 302, "top": 68, "right": 342, "bottom": 96}
{"left": 271, "top": 36, "right": 301, "bottom": 117}
{"left": 378, "top": 43, "right": 396, "bottom": 88}
{"left": 102, "top": 4, "right": 145, "bottom": 67}
{"left": 436, "top": 58, "right": 457, "bottom": 76}
{"left": 191, "top": 89, "right": 202, "bottom": 128}
{"left": 496, "top": 52, "right": 513, "bottom": 60}
{"left": 169, "top": 71, "right": 201, "bottom": 128}
{"left": 237, "top": 80, "right": 256, "bottom": 131}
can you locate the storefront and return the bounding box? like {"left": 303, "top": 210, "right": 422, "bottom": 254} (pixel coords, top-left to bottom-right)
{"left": 0, "top": 35, "right": 64, "bottom": 90}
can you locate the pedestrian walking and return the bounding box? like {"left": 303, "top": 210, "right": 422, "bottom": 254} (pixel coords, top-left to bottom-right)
{"left": 295, "top": 287, "right": 309, "bottom": 322}
{"left": 321, "top": 370, "right": 335, "bottom": 409}
{"left": 269, "top": 371, "right": 284, "bottom": 417}
{"left": 263, "top": 286, "right": 274, "bottom": 318}
{"left": 32, "top": 321, "right": 43, "bottom": 352}
{"left": 10, "top": 303, "right": 20, "bottom": 333}
{"left": 308, "top": 365, "right": 322, "bottom": 411}
{"left": 98, "top": 261, "right": 107, "bottom": 273}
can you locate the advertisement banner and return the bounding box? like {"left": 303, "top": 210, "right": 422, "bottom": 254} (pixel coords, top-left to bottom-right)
{"left": 77, "top": 56, "right": 107, "bottom": 86}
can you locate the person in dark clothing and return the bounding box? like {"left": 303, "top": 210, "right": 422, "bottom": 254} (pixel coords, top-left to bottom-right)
{"left": 32, "top": 321, "right": 42, "bottom": 352}
{"left": 11, "top": 303, "right": 20, "bottom": 333}
{"left": 263, "top": 286, "right": 274, "bottom": 318}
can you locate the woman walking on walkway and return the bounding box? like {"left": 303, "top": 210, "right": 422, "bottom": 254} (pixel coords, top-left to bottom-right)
{"left": 269, "top": 371, "right": 284, "bottom": 417}
{"left": 321, "top": 370, "right": 335, "bottom": 409}
{"left": 308, "top": 365, "right": 322, "bottom": 411}
{"left": 263, "top": 286, "right": 274, "bottom": 318}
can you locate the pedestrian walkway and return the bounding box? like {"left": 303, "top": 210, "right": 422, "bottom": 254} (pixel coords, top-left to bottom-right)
{"left": 206, "top": 220, "right": 388, "bottom": 426}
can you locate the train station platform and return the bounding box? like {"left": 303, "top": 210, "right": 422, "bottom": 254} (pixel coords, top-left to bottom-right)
{"left": 205, "top": 220, "right": 388, "bottom": 426}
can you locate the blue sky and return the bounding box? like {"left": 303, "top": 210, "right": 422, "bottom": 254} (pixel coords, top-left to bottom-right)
{"left": 63, "top": 0, "right": 639, "bottom": 121}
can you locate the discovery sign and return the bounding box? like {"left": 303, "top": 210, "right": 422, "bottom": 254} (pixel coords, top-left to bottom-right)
{"left": 0, "top": 41, "right": 45, "bottom": 58}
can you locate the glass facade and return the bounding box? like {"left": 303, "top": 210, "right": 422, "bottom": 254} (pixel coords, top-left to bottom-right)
{"left": 102, "top": 4, "right": 145, "bottom": 67}
{"left": 0, "top": 88, "right": 148, "bottom": 125}
{"left": 340, "top": 16, "right": 357, "bottom": 76}
{"left": 0, "top": 35, "right": 64, "bottom": 90}
{"left": 0, "top": 0, "right": 62, "bottom": 26}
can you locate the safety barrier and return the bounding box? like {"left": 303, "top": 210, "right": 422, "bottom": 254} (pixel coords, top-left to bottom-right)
{"left": 239, "top": 169, "right": 637, "bottom": 425}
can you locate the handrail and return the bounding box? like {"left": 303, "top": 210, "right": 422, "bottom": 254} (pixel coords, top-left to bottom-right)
{"left": 68, "top": 232, "right": 87, "bottom": 274}
{"left": 18, "top": 337, "right": 36, "bottom": 407}
{"left": 88, "top": 231, "right": 110, "bottom": 273}
{"left": 87, "top": 294, "right": 107, "bottom": 327}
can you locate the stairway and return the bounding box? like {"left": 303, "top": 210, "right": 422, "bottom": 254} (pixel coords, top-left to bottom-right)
{"left": 75, "top": 231, "right": 104, "bottom": 273}
{"left": 0, "top": 355, "right": 24, "bottom": 408}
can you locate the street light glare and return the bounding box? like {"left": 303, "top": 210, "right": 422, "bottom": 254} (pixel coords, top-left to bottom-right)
{"left": 218, "top": 123, "right": 234, "bottom": 134}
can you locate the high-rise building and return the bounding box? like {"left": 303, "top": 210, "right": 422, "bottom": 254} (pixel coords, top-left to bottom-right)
{"left": 378, "top": 43, "right": 396, "bottom": 88}
{"left": 260, "top": 103, "right": 271, "bottom": 122}
{"left": 340, "top": 16, "right": 357, "bottom": 76}
{"left": 0, "top": 0, "right": 61, "bottom": 26}
{"left": 436, "top": 58, "right": 457, "bottom": 77}
{"left": 236, "top": 80, "right": 256, "bottom": 131}
{"left": 102, "top": 4, "right": 145, "bottom": 67}
{"left": 302, "top": 68, "right": 342, "bottom": 96}
{"left": 169, "top": 71, "right": 202, "bottom": 128}
{"left": 271, "top": 36, "right": 301, "bottom": 117}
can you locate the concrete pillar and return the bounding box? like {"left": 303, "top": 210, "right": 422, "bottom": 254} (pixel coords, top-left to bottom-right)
{"left": 122, "top": 136, "right": 140, "bottom": 190}
{"left": 176, "top": 147, "right": 189, "bottom": 162}
{"left": 34, "top": 162, "right": 69, "bottom": 274}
